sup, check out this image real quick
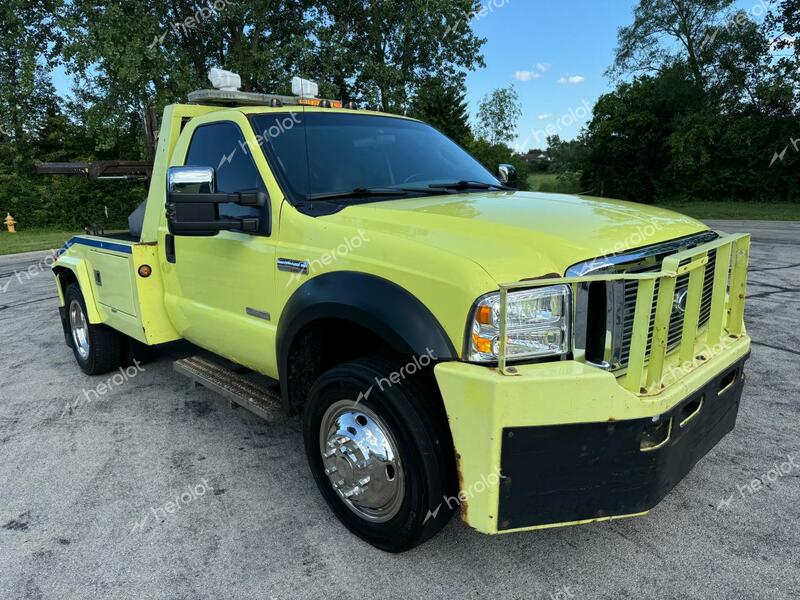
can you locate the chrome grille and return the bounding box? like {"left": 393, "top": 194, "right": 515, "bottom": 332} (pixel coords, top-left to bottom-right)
{"left": 618, "top": 249, "right": 717, "bottom": 366}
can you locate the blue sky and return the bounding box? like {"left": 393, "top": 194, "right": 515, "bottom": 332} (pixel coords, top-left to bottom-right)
{"left": 465, "top": 0, "right": 767, "bottom": 150}
{"left": 465, "top": 0, "right": 640, "bottom": 150}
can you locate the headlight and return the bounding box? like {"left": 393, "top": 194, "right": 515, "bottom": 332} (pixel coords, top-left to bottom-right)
{"left": 468, "top": 285, "right": 571, "bottom": 362}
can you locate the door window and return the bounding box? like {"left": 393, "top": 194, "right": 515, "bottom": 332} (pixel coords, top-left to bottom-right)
{"left": 185, "top": 122, "right": 266, "bottom": 224}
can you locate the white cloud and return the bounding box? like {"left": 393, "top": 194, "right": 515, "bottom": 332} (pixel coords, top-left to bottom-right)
{"left": 558, "top": 74, "right": 585, "bottom": 85}
{"left": 515, "top": 71, "right": 542, "bottom": 81}
{"left": 537, "top": 113, "right": 554, "bottom": 120}
{"left": 515, "top": 63, "right": 549, "bottom": 82}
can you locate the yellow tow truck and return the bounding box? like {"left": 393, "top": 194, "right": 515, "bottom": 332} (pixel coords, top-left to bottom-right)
{"left": 43, "top": 72, "right": 751, "bottom": 551}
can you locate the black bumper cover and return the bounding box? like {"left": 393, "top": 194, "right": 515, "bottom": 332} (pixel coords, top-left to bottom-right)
{"left": 498, "top": 355, "right": 748, "bottom": 531}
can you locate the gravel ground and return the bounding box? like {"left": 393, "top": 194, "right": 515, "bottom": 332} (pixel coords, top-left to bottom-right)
{"left": 0, "top": 220, "right": 798, "bottom": 600}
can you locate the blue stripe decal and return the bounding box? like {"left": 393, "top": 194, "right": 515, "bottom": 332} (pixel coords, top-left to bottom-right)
{"left": 58, "top": 237, "right": 134, "bottom": 256}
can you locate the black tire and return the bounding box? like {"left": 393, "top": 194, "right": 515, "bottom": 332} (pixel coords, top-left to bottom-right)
{"left": 64, "top": 283, "right": 123, "bottom": 375}
{"left": 303, "top": 358, "right": 457, "bottom": 552}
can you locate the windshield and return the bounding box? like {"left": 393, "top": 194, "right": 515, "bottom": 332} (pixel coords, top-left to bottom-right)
{"left": 250, "top": 111, "right": 502, "bottom": 203}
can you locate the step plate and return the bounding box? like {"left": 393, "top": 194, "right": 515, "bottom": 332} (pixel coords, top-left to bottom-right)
{"left": 174, "top": 356, "right": 283, "bottom": 423}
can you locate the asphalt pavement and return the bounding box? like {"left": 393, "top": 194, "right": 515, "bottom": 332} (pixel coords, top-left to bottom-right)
{"left": 0, "top": 220, "right": 798, "bottom": 599}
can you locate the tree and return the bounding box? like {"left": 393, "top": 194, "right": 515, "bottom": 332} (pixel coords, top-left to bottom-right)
{"left": 58, "top": 0, "right": 317, "bottom": 152}
{"left": 475, "top": 85, "right": 521, "bottom": 145}
{"left": 765, "top": 0, "right": 800, "bottom": 111}
{"left": 0, "top": 0, "right": 61, "bottom": 162}
{"left": 608, "top": 0, "right": 734, "bottom": 88}
{"left": 545, "top": 135, "right": 585, "bottom": 174}
{"left": 315, "top": 0, "right": 485, "bottom": 112}
{"left": 410, "top": 76, "right": 472, "bottom": 146}
{"left": 579, "top": 66, "right": 705, "bottom": 202}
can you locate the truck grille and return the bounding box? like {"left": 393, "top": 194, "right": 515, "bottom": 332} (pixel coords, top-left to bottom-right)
{"left": 618, "top": 249, "right": 717, "bottom": 367}
{"left": 504, "top": 232, "right": 750, "bottom": 394}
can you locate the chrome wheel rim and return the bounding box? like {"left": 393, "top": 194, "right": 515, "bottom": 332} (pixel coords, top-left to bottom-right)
{"left": 69, "top": 299, "right": 90, "bottom": 360}
{"left": 319, "top": 400, "right": 405, "bottom": 523}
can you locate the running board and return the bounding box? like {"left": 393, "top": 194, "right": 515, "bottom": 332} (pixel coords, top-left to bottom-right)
{"left": 174, "top": 356, "right": 283, "bottom": 423}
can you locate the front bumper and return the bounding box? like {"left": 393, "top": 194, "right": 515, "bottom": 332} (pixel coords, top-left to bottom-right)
{"left": 434, "top": 333, "right": 750, "bottom": 534}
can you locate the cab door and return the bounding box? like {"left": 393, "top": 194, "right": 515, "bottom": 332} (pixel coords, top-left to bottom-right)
{"left": 160, "top": 114, "right": 281, "bottom": 377}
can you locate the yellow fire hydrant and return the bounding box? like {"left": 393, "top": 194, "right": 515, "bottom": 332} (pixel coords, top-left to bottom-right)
{"left": 4, "top": 213, "right": 16, "bottom": 233}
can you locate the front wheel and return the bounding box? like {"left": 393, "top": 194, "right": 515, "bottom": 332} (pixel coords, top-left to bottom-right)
{"left": 303, "top": 358, "right": 456, "bottom": 552}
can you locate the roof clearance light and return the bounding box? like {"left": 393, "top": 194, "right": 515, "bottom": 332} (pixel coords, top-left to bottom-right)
{"left": 296, "top": 97, "right": 343, "bottom": 109}
{"left": 209, "top": 68, "right": 241, "bottom": 92}
{"left": 292, "top": 77, "right": 319, "bottom": 98}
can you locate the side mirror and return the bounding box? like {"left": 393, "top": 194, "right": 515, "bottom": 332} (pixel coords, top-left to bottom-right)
{"left": 497, "top": 164, "right": 518, "bottom": 189}
{"left": 166, "top": 166, "right": 269, "bottom": 236}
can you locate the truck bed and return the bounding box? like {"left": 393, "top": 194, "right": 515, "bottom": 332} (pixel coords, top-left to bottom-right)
{"left": 56, "top": 233, "right": 180, "bottom": 347}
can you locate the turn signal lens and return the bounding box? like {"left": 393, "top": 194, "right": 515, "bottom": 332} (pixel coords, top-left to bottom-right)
{"left": 476, "top": 305, "right": 493, "bottom": 325}
{"left": 138, "top": 264, "right": 152, "bottom": 278}
{"left": 472, "top": 332, "right": 493, "bottom": 354}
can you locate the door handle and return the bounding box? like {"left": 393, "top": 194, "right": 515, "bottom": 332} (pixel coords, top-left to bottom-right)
{"left": 165, "top": 234, "right": 176, "bottom": 263}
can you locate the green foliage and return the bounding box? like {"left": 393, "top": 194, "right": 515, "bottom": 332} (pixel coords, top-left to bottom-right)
{"left": 2, "top": 0, "right": 487, "bottom": 229}
{"left": 467, "top": 138, "right": 531, "bottom": 191}
{"left": 528, "top": 172, "right": 583, "bottom": 195}
{"left": 573, "top": 0, "right": 800, "bottom": 205}
{"left": 410, "top": 76, "right": 473, "bottom": 147}
{"left": 316, "top": 0, "right": 486, "bottom": 111}
{"left": 476, "top": 85, "right": 522, "bottom": 145}
{"left": 545, "top": 135, "right": 585, "bottom": 174}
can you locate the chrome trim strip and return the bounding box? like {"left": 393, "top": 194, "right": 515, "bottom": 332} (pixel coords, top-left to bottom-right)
{"left": 566, "top": 231, "right": 719, "bottom": 277}
{"left": 568, "top": 230, "right": 719, "bottom": 371}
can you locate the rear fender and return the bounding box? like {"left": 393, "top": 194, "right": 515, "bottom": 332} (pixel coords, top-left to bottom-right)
{"left": 53, "top": 257, "right": 103, "bottom": 323}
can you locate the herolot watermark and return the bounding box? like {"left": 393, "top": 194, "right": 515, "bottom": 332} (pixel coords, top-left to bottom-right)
{"left": 130, "top": 478, "right": 214, "bottom": 533}
{"left": 148, "top": 0, "right": 236, "bottom": 49}
{"left": 217, "top": 112, "right": 303, "bottom": 171}
{"left": 287, "top": 229, "right": 370, "bottom": 286}
{"left": 700, "top": 0, "right": 771, "bottom": 50}
{"left": 239, "top": 112, "right": 303, "bottom": 157}
{"left": 1, "top": 249, "right": 62, "bottom": 294}
{"left": 717, "top": 454, "right": 798, "bottom": 510}
{"left": 515, "top": 99, "right": 593, "bottom": 151}
{"left": 423, "top": 467, "right": 502, "bottom": 523}
{"left": 355, "top": 348, "right": 438, "bottom": 405}
{"left": 61, "top": 360, "right": 145, "bottom": 416}
{"left": 769, "top": 136, "right": 800, "bottom": 167}
{"left": 572, "top": 217, "right": 669, "bottom": 276}
{"left": 444, "top": 0, "right": 511, "bottom": 38}
{"left": 661, "top": 339, "right": 730, "bottom": 387}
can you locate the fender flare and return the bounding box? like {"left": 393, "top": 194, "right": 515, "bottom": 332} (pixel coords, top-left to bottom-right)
{"left": 53, "top": 258, "right": 103, "bottom": 323}
{"left": 277, "top": 271, "right": 458, "bottom": 404}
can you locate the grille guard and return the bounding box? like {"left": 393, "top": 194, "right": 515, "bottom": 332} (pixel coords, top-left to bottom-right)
{"left": 497, "top": 233, "right": 751, "bottom": 396}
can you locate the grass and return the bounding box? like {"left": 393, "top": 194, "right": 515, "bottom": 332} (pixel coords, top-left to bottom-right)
{"left": 527, "top": 172, "right": 583, "bottom": 194}
{"left": 654, "top": 200, "right": 800, "bottom": 221}
{"left": 0, "top": 228, "right": 79, "bottom": 256}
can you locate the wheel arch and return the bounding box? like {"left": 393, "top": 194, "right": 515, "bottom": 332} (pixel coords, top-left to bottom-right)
{"left": 277, "top": 272, "right": 458, "bottom": 414}
{"left": 53, "top": 260, "right": 103, "bottom": 323}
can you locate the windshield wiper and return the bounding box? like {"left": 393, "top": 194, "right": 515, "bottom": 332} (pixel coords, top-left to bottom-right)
{"left": 307, "top": 187, "right": 411, "bottom": 202}
{"left": 427, "top": 180, "right": 513, "bottom": 191}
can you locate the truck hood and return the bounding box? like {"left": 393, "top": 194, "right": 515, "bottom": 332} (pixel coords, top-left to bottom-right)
{"left": 333, "top": 191, "right": 709, "bottom": 283}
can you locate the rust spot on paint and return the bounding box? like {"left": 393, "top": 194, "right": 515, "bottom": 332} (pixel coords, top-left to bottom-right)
{"left": 455, "top": 452, "right": 468, "bottom": 522}
{"left": 520, "top": 272, "right": 561, "bottom": 282}
{"left": 607, "top": 417, "right": 617, "bottom": 422}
